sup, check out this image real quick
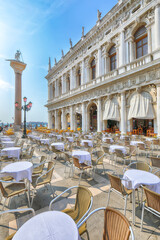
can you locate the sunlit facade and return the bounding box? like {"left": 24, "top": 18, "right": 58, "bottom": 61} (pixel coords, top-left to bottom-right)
{"left": 45, "top": 0, "right": 160, "bottom": 136}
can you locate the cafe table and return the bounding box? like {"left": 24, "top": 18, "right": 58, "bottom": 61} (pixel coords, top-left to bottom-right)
{"left": 2, "top": 141, "right": 15, "bottom": 147}
{"left": 130, "top": 141, "right": 144, "bottom": 146}
{"left": 1, "top": 147, "right": 21, "bottom": 160}
{"left": 66, "top": 136, "right": 74, "bottom": 142}
{"left": 109, "top": 145, "right": 127, "bottom": 155}
{"left": 40, "top": 139, "right": 50, "bottom": 145}
{"left": 72, "top": 150, "right": 91, "bottom": 165}
{"left": 122, "top": 169, "right": 160, "bottom": 225}
{"left": 51, "top": 142, "right": 64, "bottom": 151}
{"left": 81, "top": 140, "right": 93, "bottom": 147}
{"left": 13, "top": 211, "right": 81, "bottom": 240}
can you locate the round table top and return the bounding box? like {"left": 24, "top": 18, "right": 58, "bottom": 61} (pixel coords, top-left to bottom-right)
{"left": 2, "top": 147, "right": 21, "bottom": 151}
{"left": 51, "top": 142, "right": 64, "bottom": 146}
{"left": 2, "top": 161, "right": 32, "bottom": 173}
{"left": 13, "top": 211, "right": 80, "bottom": 240}
{"left": 109, "top": 145, "right": 127, "bottom": 154}
{"left": 2, "top": 141, "right": 14, "bottom": 144}
{"left": 122, "top": 169, "right": 160, "bottom": 193}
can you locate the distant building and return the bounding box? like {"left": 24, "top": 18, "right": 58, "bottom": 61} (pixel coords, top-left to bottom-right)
{"left": 45, "top": 0, "right": 160, "bottom": 136}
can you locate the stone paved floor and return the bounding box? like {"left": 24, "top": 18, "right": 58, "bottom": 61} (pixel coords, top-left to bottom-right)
{"left": 0, "top": 140, "right": 160, "bottom": 240}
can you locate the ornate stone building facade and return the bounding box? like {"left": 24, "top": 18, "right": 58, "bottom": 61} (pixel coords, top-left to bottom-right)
{"left": 45, "top": 0, "right": 160, "bottom": 136}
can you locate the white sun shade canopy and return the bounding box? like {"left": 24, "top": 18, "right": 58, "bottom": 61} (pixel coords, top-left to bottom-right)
{"left": 103, "top": 99, "right": 120, "bottom": 121}
{"left": 128, "top": 92, "right": 155, "bottom": 120}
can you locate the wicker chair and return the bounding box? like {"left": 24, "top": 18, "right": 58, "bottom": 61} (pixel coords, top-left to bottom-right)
{"left": 123, "top": 161, "right": 152, "bottom": 173}
{"left": 141, "top": 187, "right": 160, "bottom": 231}
{"left": 64, "top": 153, "right": 73, "bottom": 178}
{"left": 129, "top": 145, "right": 137, "bottom": 161}
{"left": 73, "top": 157, "right": 92, "bottom": 184}
{"left": 150, "top": 156, "right": 160, "bottom": 169}
{"left": 32, "top": 156, "right": 46, "bottom": 176}
{"left": 92, "top": 150, "right": 105, "bottom": 173}
{"left": 49, "top": 185, "right": 93, "bottom": 239}
{"left": 107, "top": 173, "right": 132, "bottom": 216}
{"left": 0, "top": 179, "right": 30, "bottom": 210}
{"left": 31, "top": 161, "right": 55, "bottom": 206}
{"left": 102, "top": 146, "right": 112, "bottom": 164}
{"left": 0, "top": 208, "right": 35, "bottom": 240}
{"left": 115, "top": 149, "right": 131, "bottom": 165}
{"left": 77, "top": 207, "right": 135, "bottom": 240}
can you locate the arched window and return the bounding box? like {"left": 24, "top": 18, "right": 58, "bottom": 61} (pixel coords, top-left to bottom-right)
{"left": 91, "top": 59, "right": 96, "bottom": 80}
{"left": 134, "top": 26, "right": 148, "bottom": 59}
{"left": 109, "top": 46, "right": 116, "bottom": 71}
{"left": 59, "top": 81, "right": 62, "bottom": 96}
{"left": 66, "top": 75, "right": 70, "bottom": 91}
{"left": 77, "top": 69, "right": 81, "bottom": 86}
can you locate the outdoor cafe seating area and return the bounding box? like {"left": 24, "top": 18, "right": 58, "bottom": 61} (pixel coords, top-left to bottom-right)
{"left": 0, "top": 128, "right": 160, "bottom": 240}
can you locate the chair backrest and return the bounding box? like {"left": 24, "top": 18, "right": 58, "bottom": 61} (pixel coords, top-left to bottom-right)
{"left": 103, "top": 147, "right": 110, "bottom": 154}
{"left": 0, "top": 182, "right": 7, "bottom": 197}
{"left": 137, "top": 162, "right": 151, "bottom": 172}
{"left": 96, "top": 150, "right": 104, "bottom": 164}
{"left": 74, "top": 186, "right": 93, "bottom": 223}
{"left": 107, "top": 173, "right": 123, "bottom": 194}
{"left": 43, "top": 161, "right": 55, "bottom": 181}
{"left": 150, "top": 157, "right": 160, "bottom": 168}
{"left": 129, "top": 145, "right": 137, "bottom": 155}
{"left": 103, "top": 207, "right": 131, "bottom": 240}
{"left": 115, "top": 149, "right": 124, "bottom": 158}
{"left": 73, "top": 157, "right": 81, "bottom": 169}
{"left": 84, "top": 142, "right": 89, "bottom": 148}
{"left": 143, "top": 187, "right": 160, "bottom": 213}
{"left": 137, "top": 143, "right": 145, "bottom": 150}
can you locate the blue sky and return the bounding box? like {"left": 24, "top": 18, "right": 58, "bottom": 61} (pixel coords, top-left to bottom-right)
{"left": 0, "top": 0, "right": 117, "bottom": 123}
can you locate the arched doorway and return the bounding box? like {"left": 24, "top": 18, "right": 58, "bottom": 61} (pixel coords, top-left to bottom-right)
{"left": 76, "top": 113, "right": 82, "bottom": 129}
{"left": 66, "top": 113, "right": 70, "bottom": 129}
{"left": 89, "top": 103, "right": 97, "bottom": 131}
{"left": 52, "top": 115, "right": 55, "bottom": 129}
{"left": 58, "top": 110, "right": 62, "bottom": 129}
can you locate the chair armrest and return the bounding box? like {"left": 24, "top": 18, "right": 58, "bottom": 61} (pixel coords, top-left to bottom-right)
{"left": 49, "top": 185, "right": 79, "bottom": 210}
{"left": 96, "top": 154, "right": 105, "bottom": 164}
{"left": 0, "top": 208, "right": 35, "bottom": 216}
{"left": 35, "top": 164, "right": 56, "bottom": 185}
{"left": 77, "top": 207, "right": 106, "bottom": 228}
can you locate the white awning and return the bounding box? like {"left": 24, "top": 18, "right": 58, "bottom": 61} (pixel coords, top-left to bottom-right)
{"left": 103, "top": 99, "right": 120, "bottom": 121}
{"left": 128, "top": 92, "right": 155, "bottom": 120}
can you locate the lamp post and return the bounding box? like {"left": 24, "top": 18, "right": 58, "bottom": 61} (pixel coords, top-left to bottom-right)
{"left": 15, "top": 97, "right": 32, "bottom": 138}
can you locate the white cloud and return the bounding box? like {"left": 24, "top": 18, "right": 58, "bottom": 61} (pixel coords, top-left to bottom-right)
{"left": 0, "top": 79, "right": 14, "bottom": 90}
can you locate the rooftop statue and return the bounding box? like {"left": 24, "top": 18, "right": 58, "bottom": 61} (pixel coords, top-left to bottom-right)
{"left": 15, "top": 50, "right": 21, "bottom": 61}
{"left": 97, "top": 10, "right": 102, "bottom": 21}
{"left": 61, "top": 49, "right": 64, "bottom": 57}
{"left": 82, "top": 26, "right": 84, "bottom": 37}
{"left": 69, "top": 38, "right": 73, "bottom": 48}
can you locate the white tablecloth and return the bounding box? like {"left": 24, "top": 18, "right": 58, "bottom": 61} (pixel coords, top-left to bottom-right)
{"left": 1, "top": 161, "right": 33, "bottom": 182}
{"left": 85, "top": 135, "right": 93, "bottom": 139}
{"left": 109, "top": 145, "right": 127, "bottom": 154}
{"left": 81, "top": 140, "right": 93, "bottom": 147}
{"left": 13, "top": 211, "right": 81, "bottom": 240}
{"left": 103, "top": 137, "right": 113, "bottom": 143}
{"left": 2, "top": 141, "right": 15, "bottom": 147}
{"left": 1, "top": 147, "right": 21, "bottom": 160}
{"left": 130, "top": 141, "right": 144, "bottom": 146}
{"left": 72, "top": 150, "right": 91, "bottom": 165}
{"left": 28, "top": 135, "right": 40, "bottom": 140}
{"left": 56, "top": 135, "right": 62, "bottom": 140}
{"left": 51, "top": 142, "right": 64, "bottom": 151}
{"left": 48, "top": 133, "right": 56, "bottom": 137}
{"left": 40, "top": 139, "right": 50, "bottom": 145}
{"left": 66, "top": 137, "right": 74, "bottom": 142}
{"left": 122, "top": 169, "right": 160, "bottom": 193}
{"left": 74, "top": 133, "right": 79, "bottom": 137}
{"left": 0, "top": 137, "right": 11, "bottom": 141}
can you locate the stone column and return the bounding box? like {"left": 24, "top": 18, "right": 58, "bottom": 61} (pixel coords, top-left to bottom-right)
{"left": 82, "top": 102, "right": 86, "bottom": 132}
{"left": 50, "top": 83, "right": 53, "bottom": 99}
{"left": 97, "top": 47, "right": 102, "bottom": 77}
{"left": 81, "top": 60, "right": 85, "bottom": 85}
{"left": 70, "top": 68, "right": 73, "bottom": 90}
{"left": 61, "top": 108, "right": 66, "bottom": 130}
{"left": 119, "top": 30, "right": 125, "bottom": 67}
{"left": 55, "top": 110, "right": 58, "bottom": 129}
{"left": 70, "top": 106, "right": 74, "bottom": 130}
{"left": 155, "top": 4, "right": 160, "bottom": 50}
{"left": 157, "top": 84, "right": 160, "bottom": 136}
{"left": 10, "top": 60, "right": 26, "bottom": 129}
{"left": 62, "top": 75, "right": 65, "bottom": 94}
{"left": 97, "top": 98, "right": 102, "bottom": 132}
{"left": 129, "top": 37, "right": 134, "bottom": 62}
{"left": 48, "top": 85, "right": 51, "bottom": 100}
{"left": 48, "top": 112, "right": 52, "bottom": 129}
{"left": 55, "top": 80, "right": 58, "bottom": 97}
{"left": 121, "top": 92, "right": 127, "bottom": 135}
{"left": 147, "top": 27, "right": 152, "bottom": 54}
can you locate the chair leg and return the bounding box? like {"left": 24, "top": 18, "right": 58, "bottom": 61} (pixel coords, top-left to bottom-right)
{"left": 124, "top": 195, "right": 128, "bottom": 216}
{"left": 86, "top": 229, "right": 90, "bottom": 240}
{"left": 141, "top": 202, "right": 145, "bottom": 231}
{"left": 26, "top": 191, "right": 31, "bottom": 207}
{"left": 79, "top": 171, "right": 83, "bottom": 185}
{"left": 107, "top": 188, "right": 111, "bottom": 206}
{"left": 2, "top": 198, "right": 7, "bottom": 211}
{"left": 49, "top": 183, "right": 54, "bottom": 197}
